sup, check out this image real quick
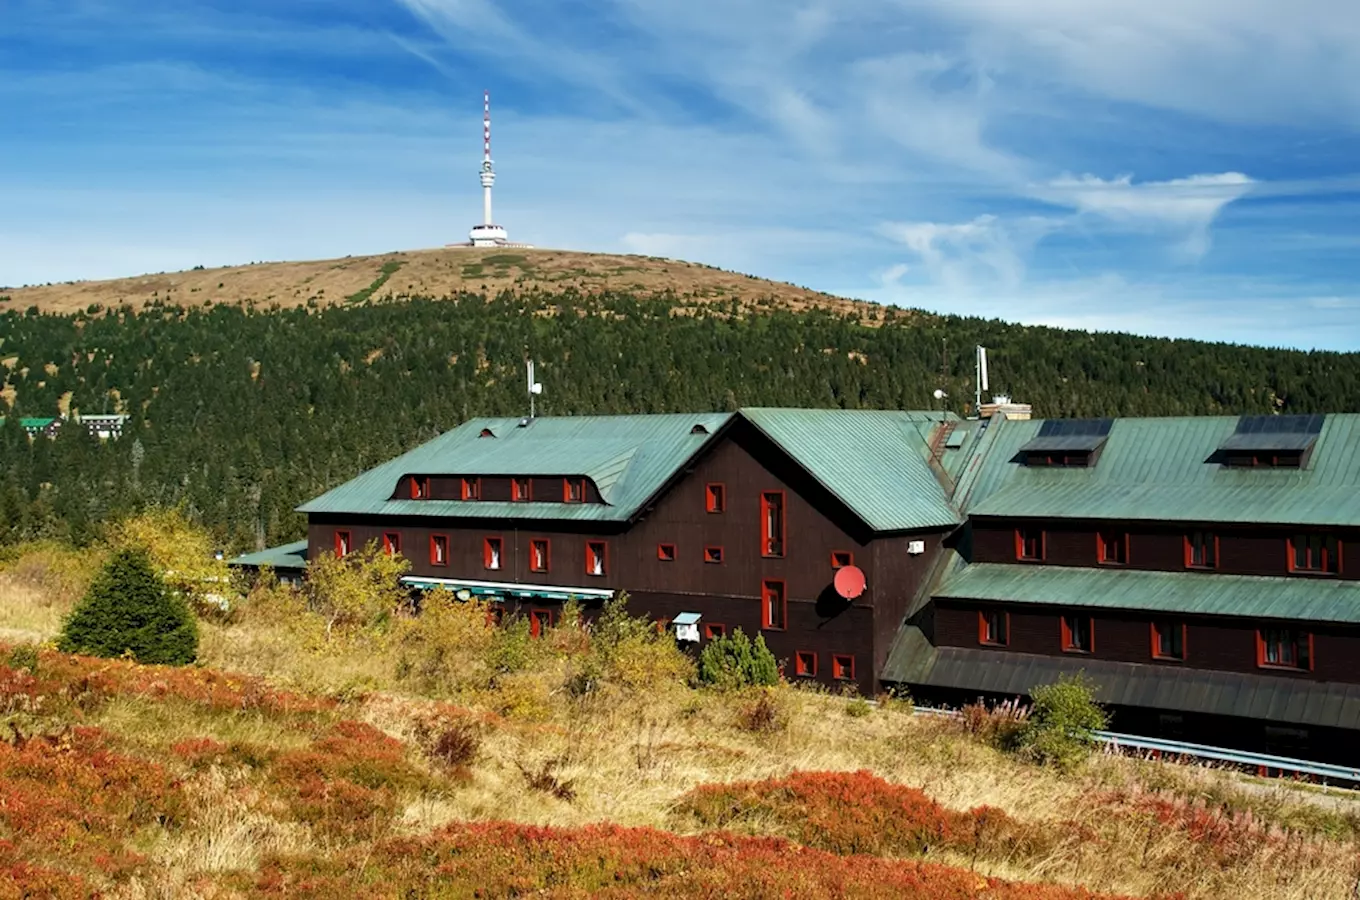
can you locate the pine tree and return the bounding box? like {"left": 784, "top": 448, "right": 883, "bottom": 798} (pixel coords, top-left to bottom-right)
{"left": 58, "top": 548, "right": 199, "bottom": 665}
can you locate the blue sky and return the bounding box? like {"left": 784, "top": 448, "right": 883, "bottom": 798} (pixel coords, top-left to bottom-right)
{"left": 5, "top": 0, "right": 1360, "bottom": 349}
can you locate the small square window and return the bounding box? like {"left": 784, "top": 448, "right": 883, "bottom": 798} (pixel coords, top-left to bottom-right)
{"left": 563, "top": 478, "right": 586, "bottom": 503}
{"left": 1185, "top": 531, "right": 1217, "bottom": 569}
{"left": 795, "top": 650, "right": 818, "bottom": 677}
{"left": 703, "top": 545, "right": 724, "bottom": 564}
{"left": 1151, "top": 620, "right": 1185, "bottom": 661}
{"left": 461, "top": 477, "right": 481, "bottom": 501}
{"left": 410, "top": 476, "right": 430, "bottom": 500}
{"left": 703, "top": 623, "right": 726, "bottom": 640}
{"left": 705, "top": 483, "right": 726, "bottom": 513}
{"left": 430, "top": 534, "right": 449, "bottom": 567}
{"left": 1061, "top": 615, "right": 1093, "bottom": 654}
{"left": 484, "top": 537, "right": 503, "bottom": 571}
{"left": 512, "top": 477, "right": 532, "bottom": 502}
{"left": 382, "top": 532, "right": 401, "bottom": 557}
{"left": 334, "top": 530, "right": 352, "bottom": 558}
{"left": 978, "top": 610, "right": 1009, "bottom": 647}
{"left": 831, "top": 654, "right": 855, "bottom": 681}
{"left": 1290, "top": 534, "right": 1340, "bottom": 574}
{"left": 657, "top": 543, "right": 677, "bottom": 562}
{"left": 830, "top": 550, "right": 853, "bottom": 569}
{"left": 530, "top": 539, "right": 550, "bottom": 573}
{"left": 1097, "top": 532, "right": 1127, "bottom": 565}
{"left": 530, "top": 609, "right": 553, "bottom": 638}
{"left": 586, "top": 540, "right": 607, "bottom": 576}
{"left": 1016, "top": 528, "right": 1045, "bottom": 561}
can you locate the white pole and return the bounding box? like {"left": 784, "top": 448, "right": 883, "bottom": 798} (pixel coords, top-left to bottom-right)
{"left": 484, "top": 185, "right": 493, "bottom": 226}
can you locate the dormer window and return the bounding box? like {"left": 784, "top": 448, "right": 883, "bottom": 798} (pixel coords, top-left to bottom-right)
{"left": 461, "top": 477, "right": 481, "bottom": 501}
{"left": 512, "top": 477, "right": 532, "bottom": 502}
{"left": 479, "top": 428, "right": 496, "bottom": 439}
{"left": 563, "top": 478, "right": 586, "bottom": 503}
{"left": 1218, "top": 414, "right": 1321, "bottom": 468}
{"left": 410, "top": 476, "right": 430, "bottom": 500}
{"left": 1017, "top": 419, "right": 1111, "bottom": 467}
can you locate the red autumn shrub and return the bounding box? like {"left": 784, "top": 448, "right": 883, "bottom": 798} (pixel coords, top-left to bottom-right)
{"left": 250, "top": 820, "right": 1130, "bottom": 899}
{"left": 675, "top": 770, "right": 1044, "bottom": 860}
{"left": 171, "top": 736, "right": 274, "bottom": 771}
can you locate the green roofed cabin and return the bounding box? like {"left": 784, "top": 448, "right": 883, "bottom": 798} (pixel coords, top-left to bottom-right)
{"left": 0, "top": 416, "right": 63, "bottom": 439}
{"left": 236, "top": 407, "right": 1360, "bottom": 765}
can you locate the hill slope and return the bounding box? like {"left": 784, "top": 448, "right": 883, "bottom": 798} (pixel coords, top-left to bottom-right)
{"left": 0, "top": 247, "right": 882, "bottom": 319}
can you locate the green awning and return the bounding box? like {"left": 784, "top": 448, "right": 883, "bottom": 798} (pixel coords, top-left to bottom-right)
{"left": 402, "top": 576, "right": 615, "bottom": 603}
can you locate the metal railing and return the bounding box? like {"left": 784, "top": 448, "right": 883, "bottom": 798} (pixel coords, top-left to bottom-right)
{"left": 912, "top": 705, "right": 1360, "bottom": 786}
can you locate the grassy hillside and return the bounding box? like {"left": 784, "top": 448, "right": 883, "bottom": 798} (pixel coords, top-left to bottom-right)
{"left": 1, "top": 539, "right": 1358, "bottom": 898}
{"left": 0, "top": 247, "right": 884, "bottom": 321}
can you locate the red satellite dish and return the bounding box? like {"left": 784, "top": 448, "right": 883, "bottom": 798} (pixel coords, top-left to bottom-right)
{"left": 833, "top": 565, "right": 867, "bottom": 600}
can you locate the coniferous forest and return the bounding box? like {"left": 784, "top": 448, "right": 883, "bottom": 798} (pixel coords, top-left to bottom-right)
{"left": 2, "top": 288, "right": 1358, "bottom": 553}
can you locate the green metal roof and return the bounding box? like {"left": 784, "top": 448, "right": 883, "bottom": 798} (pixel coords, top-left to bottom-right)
{"left": 229, "top": 539, "right": 308, "bottom": 570}
{"left": 740, "top": 408, "right": 961, "bottom": 531}
{"left": 0, "top": 417, "right": 59, "bottom": 429}
{"left": 298, "top": 413, "right": 735, "bottom": 522}
{"left": 965, "top": 414, "right": 1360, "bottom": 527}
{"left": 297, "top": 408, "right": 962, "bottom": 532}
{"left": 936, "top": 562, "right": 1360, "bottom": 625}
{"left": 882, "top": 626, "right": 1360, "bottom": 731}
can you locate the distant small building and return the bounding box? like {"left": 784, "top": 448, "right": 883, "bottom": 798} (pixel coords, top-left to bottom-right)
{"left": 229, "top": 540, "right": 307, "bottom": 586}
{"left": 77, "top": 413, "right": 129, "bottom": 440}
{"left": 0, "top": 416, "right": 63, "bottom": 439}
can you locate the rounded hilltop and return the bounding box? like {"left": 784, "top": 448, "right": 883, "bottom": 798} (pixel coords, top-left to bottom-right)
{"left": 1, "top": 247, "right": 895, "bottom": 324}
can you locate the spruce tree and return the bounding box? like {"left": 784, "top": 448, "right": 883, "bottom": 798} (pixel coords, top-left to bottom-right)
{"left": 58, "top": 548, "right": 199, "bottom": 665}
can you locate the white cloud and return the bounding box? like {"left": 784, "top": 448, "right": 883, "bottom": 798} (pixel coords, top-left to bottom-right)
{"left": 878, "top": 214, "right": 1060, "bottom": 291}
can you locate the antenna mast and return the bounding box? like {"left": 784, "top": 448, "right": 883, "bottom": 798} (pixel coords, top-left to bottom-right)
{"left": 526, "top": 358, "right": 543, "bottom": 418}
{"left": 974, "top": 345, "right": 989, "bottom": 416}
{"left": 481, "top": 90, "right": 495, "bottom": 227}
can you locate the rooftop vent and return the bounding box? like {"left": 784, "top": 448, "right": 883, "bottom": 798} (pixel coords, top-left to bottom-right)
{"left": 1017, "top": 419, "right": 1112, "bottom": 467}
{"left": 690, "top": 423, "right": 710, "bottom": 435}
{"left": 478, "top": 428, "right": 496, "bottom": 438}
{"left": 1217, "top": 414, "right": 1323, "bottom": 468}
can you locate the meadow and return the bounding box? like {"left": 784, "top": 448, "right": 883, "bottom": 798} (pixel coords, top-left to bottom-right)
{"left": 2, "top": 535, "right": 1359, "bottom": 899}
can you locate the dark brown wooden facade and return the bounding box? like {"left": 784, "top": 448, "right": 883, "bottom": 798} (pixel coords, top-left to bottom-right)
{"left": 307, "top": 419, "right": 945, "bottom": 694}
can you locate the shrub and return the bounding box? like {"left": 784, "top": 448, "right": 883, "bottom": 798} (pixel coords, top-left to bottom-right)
{"left": 697, "top": 628, "right": 779, "bottom": 689}
{"left": 1016, "top": 675, "right": 1108, "bottom": 771}
{"left": 109, "top": 508, "right": 231, "bottom": 617}
{"left": 517, "top": 757, "right": 577, "bottom": 802}
{"left": 960, "top": 698, "right": 1031, "bottom": 750}
{"left": 737, "top": 688, "right": 787, "bottom": 733}
{"left": 846, "top": 697, "right": 872, "bottom": 718}
{"left": 57, "top": 548, "right": 199, "bottom": 665}
{"left": 413, "top": 717, "right": 480, "bottom": 770}
{"left": 304, "top": 540, "right": 411, "bottom": 638}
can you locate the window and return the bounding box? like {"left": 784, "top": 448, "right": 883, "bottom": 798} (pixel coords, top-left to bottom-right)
{"left": 430, "top": 534, "right": 449, "bottom": 567}
{"left": 512, "top": 477, "right": 532, "bottom": 502}
{"left": 585, "top": 540, "right": 607, "bottom": 576}
{"left": 657, "top": 543, "right": 676, "bottom": 562}
{"left": 1258, "top": 628, "right": 1312, "bottom": 670}
{"left": 831, "top": 654, "right": 855, "bottom": 681}
{"left": 978, "top": 610, "right": 1009, "bottom": 647}
{"left": 761, "top": 491, "right": 786, "bottom": 557}
{"left": 478, "top": 428, "right": 495, "bottom": 438}
{"left": 483, "top": 536, "right": 503, "bottom": 571}
{"left": 1061, "top": 615, "right": 1093, "bottom": 654}
{"left": 461, "top": 477, "right": 481, "bottom": 501}
{"left": 529, "top": 609, "right": 553, "bottom": 638}
{"left": 530, "top": 539, "right": 550, "bottom": 573}
{"left": 1290, "top": 534, "right": 1340, "bottom": 574}
{"left": 1185, "top": 531, "right": 1218, "bottom": 569}
{"left": 703, "top": 623, "right": 726, "bottom": 640}
{"left": 1151, "top": 620, "right": 1186, "bottom": 661}
{"left": 334, "top": 530, "right": 352, "bottom": 558}
{"left": 1097, "top": 531, "right": 1128, "bottom": 566}
{"left": 382, "top": 532, "right": 401, "bottom": 557}
{"left": 1016, "top": 527, "right": 1045, "bottom": 562}
{"left": 1225, "top": 451, "right": 1303, "bottom": 468}
{"left": 705, "top": 483, "right": 726, "bottom": 513}
{"left": 761, "top": 579, "right": 787, "bottom": 630}
{"left": 703, "top": 545, "right": 724, "bottom": 564}
{"left": 563, "top": 478, "right": 585, "bottom": 503}
{"left": 410, "top": 476, "right": 430, "bottom": 500}
{"left": 795, "top": 650, "right": 818, "bottom": 677}
{"left": 830, "top": 550, "right": 853, "bottom": 569}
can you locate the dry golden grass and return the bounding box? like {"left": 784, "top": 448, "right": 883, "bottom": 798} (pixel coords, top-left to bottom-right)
{"left": 0, "top": 247, "right": 893, "bottom": 324}
{"left": 3, "top": 549, "right": 1360, "bottom": 899}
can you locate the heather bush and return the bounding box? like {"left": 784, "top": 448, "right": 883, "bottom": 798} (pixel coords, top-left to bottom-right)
{"left": 1016, "top": 675, "right": 1108, "bottom": 771}
{"left": 737, "top": 687, "right": 788, "bottom": 733}
{"left": 57, "top": 548, "right": 199, "bottom": 665}
{"left": 961, "top": 697, "right": 1031, "bottom": 750}
{"left": 697, "top": 627, "right": 779, "bottom": 689}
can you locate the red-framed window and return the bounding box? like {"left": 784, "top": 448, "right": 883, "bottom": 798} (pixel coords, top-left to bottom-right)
{"left": 483, "top": 536, "right": 504, "bottom": 571}
{"left": 461, "top": 477, "right": 481, "bottom": 501}
{"left": 430, "top": 534, "right": 449, "bottom": 567}
{"left": 831, "top": 654, "right": 855, "bottom": 681}
{"left": 1061, "top": 615, "right": 1094, "bottom": 654}
{"left": 978, "top": 610, "right": 1009, "bottom": 647}
{"left": 585, "top": 540, "right": 608, "bottom": 577}
{"left": 529, "top": 609, "right": 553, "bottom": 638}
{"left": 1097, "top": 531, "right": 1128, "bottom": 566}
{"left": 761, "top": 491, "right": 786, "bottom": 557}
{"left": 1257, "top": 628, "right": 1312, "bottom": 671}
{"left": 1185, "top": 531, "right": 1218, "bottom": 569}
{"left": 705, "top": 483, "right": 726, "bottom": 513}
{"left": 530, "top": 538, "right": 550, "bottom": 573}
{"left": 563, "top": 478, "right": 586, "bottom": 503}
{"left": 512, "top": 477, "right": 532, "bottom": 502}
{"left": 1151, "top": 620, "right": 1186, "bottom": 661}
{"left": 410, "top": 476, "right": 430, "bottom": 500}
{"left": 761, "top": 579, "right": 787, "bottom": 630}
{"left": 382, "top": 531, "right": 401, "bottom": 557}
{"left": 334, "top": 530, "right": 352, "bottom": 558}
{"left": 703, "top": 623, "right": 726, "bottom": 640}
{"left": 657, "top": 543, "right": 676, "bottom": 562}
{"left": 830, "top": 550, "right": 853, "bottom": 569}
{"left": 1016, "top": 527, "right": 1045, "bottom": 561}
{"left": 795, "top": 650, "right": 818, "bottom": 677}
{"left": 1289, "top": 534, "right": 1341, "bottom": 574}
{"left": 703, "top": 545, "right": 724, "bottom": 564}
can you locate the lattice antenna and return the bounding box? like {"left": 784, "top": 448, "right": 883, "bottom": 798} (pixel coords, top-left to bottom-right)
{"left": 483, "top": 90, "right": 491, "bottom": 162}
